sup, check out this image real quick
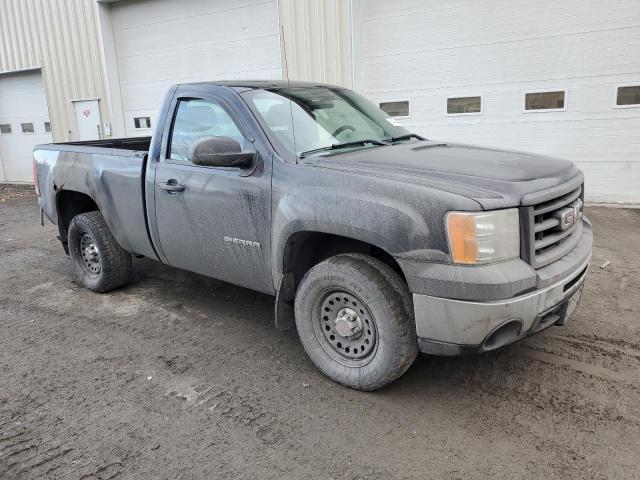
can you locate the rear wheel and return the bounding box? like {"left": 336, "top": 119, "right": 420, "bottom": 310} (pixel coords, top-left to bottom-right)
{"left": 294, "top": 254, "right": 418, "bottom": 390}
{"left": 68, "top": 211, "right": 131, "bottom": 292}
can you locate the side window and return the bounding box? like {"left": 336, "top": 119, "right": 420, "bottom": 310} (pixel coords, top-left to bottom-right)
{"left": 169, "top": 99, "right": 247, "bottom": 163}
{"left": 616, "top": 86, "right": 640, "bottom": 106}
{"left": 524, "top": 91, "right": 565, "bottom": 111}
{"left": 379, "top": 101, "right": 409, "bottom": 117}
{"left": 447, "top": 96, "right": 482, "bottom": 114}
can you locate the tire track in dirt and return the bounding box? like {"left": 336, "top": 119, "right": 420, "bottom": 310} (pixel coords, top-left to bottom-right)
{"left": 521, "top": 337, "right": 640, "bottom": 387}
{"left": 552, "top": 332, "right": 640, "bottom": 360}
{"left": 520, "top": 347, "right": 638, "bottom": 390}
{"left": 0, "top": 426, "right": 74, "bottom": 480}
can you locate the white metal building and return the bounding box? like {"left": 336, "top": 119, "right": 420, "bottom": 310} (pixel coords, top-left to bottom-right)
{"left": 95, "top": 0, "right": 351, "bottom": 138}
{"left": 1, "top": 0, "right": 639, "bottom": 203}
{"left": 352, "top": 0, "right": 640, "bottom": 204}
{"left": 0, "top": 0, "right": 110, "bottom": 183}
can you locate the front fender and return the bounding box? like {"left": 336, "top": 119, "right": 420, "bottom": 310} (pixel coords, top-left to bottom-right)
{"left": 270, "top": 161, "right": 481, "bottom": 288}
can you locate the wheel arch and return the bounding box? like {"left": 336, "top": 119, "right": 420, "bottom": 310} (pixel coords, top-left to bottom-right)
{"left": 281, "top": 230, "right": 407, "bottom": 291}
{"left": 55, "top": 190, "right": 100, "bottom": 253}
{"left": 273, "top": 229, "right": 408, "bottom": 332}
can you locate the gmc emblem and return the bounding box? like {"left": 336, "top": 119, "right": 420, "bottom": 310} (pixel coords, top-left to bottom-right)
{"left": 555, "top": 199, "right": 584, "bottom": 231}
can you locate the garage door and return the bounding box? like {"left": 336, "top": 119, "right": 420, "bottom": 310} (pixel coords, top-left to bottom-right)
{"left": 109, "top": 0, "right": 282, "bottom": 137}
{"left": 354, "top": 0, "right": 640, "bottom": 203}
{"left": 0, "top": 70, "right": 52, "bottom": 183}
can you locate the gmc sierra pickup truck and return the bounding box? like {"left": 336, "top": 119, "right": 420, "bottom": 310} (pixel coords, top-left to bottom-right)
{"left": 34, "top": 81, "right": 592, "bottom": 390}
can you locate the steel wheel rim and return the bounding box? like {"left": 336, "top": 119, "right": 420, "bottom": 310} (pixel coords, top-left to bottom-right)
{"left": 79, "top": 232, "right": 101, "bottom": 275}
{"left": 314, "top": 289, "right": 378, "bottom": 366}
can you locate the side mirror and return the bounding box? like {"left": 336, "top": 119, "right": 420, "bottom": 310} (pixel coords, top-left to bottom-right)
{"left": 189, "top": 136, "right": 254, "bottom": 168}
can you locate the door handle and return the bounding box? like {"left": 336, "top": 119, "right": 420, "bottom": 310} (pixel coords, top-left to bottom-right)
{"left": 159, "top": 180, "right": 185, "bottom": 192}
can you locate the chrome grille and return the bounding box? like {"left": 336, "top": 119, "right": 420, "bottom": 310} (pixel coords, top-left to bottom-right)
{"left": 522, "top": 185, "right": 584, "bottom": 269}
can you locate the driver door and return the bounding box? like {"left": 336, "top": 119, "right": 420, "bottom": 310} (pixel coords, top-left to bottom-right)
{"left": 151, "top": 92, "right": 273, "bottom": 293}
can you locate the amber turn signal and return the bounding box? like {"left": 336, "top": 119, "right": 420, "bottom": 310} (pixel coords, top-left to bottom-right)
{"left": 447, "top": 213, "right": 478, "bottom": 264}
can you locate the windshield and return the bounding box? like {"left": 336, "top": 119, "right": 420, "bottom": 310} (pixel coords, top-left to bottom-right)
{"left": 243, "top": 86, "right": 413, "bottom": 158}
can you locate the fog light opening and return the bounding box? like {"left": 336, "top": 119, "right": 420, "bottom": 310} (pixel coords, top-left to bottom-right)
{"left": 483, "top": 320, "right": 523, "bottom": 351}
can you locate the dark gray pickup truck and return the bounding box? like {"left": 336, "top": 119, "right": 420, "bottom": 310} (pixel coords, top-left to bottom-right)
{"left": 34, "top": 81, "right": 592, "bottom": 390}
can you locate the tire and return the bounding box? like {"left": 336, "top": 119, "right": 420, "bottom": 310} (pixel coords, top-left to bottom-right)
{"left": 67, "top": 211, "right": 132, "bottom": 292}
{"left": 294, "top": 254, "right": 418, "bottom": 390}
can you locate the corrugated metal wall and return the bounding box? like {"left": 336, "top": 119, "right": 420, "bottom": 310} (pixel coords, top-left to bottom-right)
{"left": 0, "top": 0, "right": 110, "bottom": 142}
{"left": 278, "top": 0, "right": 353, "bottom": 88}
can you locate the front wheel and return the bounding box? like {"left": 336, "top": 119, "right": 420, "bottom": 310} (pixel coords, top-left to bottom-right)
{"left": 68, "top": 211, "right": 132, "bottom": 292}
{"left": 294, "top": 254, "right": 418, "bottom": 390}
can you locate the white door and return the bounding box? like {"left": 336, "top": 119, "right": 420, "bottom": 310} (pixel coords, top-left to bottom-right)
{"left": 353, "top": 0, "right": 640, "bottom": 203}
{"left": 108, "top": 0, "right": 282, "bottom": 137}
{"left": 73, "top": 100, "right": 101, "bottom": 141}
{"left": 0, "top": 70, "right": 53, "bottom": 183}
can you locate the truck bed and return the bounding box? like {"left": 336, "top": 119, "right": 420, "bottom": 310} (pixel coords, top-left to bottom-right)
{"left": 34, "top": 136, "right": 158, "bottom": 261}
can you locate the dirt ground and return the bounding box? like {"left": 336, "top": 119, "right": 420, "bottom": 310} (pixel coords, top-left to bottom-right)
{"left": 0, "top": 184, "right": 639, "bottom": 480}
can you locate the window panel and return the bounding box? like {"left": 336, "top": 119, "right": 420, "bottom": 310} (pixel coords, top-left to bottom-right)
{"left": 447, "top": 96, "right": 481, "bottom": 114}
{"left": 0, "top": 124, "right": 11, "bottom": 134}
{"left": 525, "top": 91, "right": 565, "bottom": 111}
{"left": 44, "top": 122, "right": 51, "bottom": 133}
{"left": 379, "top": 101, "right": 409, "bottom": 117}
{"left": 617, "top": 86, "right": 640, "bottom": 106}
{"left": 169, "top": 99, "right": 246, "bottom": 163}
{"left": 21, "top": 123, "right": 34, "bottom": 134}
{"left": 134, "top": 117, "right": 151, "bottom": 129}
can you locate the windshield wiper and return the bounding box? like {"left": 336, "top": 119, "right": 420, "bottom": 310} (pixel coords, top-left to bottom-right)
{"left": 299, "top": 139, "right": 388, "bottom": 158}
{"left": 387, "top": 133, "right": 425, "bottom": 143}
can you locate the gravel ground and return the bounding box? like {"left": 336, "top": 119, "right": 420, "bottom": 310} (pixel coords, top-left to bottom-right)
{"left": 0, "top": 184, "right": 639, "bottom": 480}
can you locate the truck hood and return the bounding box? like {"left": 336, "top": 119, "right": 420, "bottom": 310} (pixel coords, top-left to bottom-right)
{"left": 307, "top": 141, "right": 580, "bottom": 209}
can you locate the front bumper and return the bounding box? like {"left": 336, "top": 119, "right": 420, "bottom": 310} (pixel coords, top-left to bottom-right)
{"left": 412, "top": 223, "right": 592, "bottom": 355}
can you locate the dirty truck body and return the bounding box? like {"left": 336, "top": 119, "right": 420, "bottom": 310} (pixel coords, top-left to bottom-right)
{"left": 34, "top": 81, "right": 592, "bottom": 390}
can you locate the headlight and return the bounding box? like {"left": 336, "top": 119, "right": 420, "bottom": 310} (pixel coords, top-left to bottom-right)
{"left": 446, "top": 209, "right": 520, "bottom": 265}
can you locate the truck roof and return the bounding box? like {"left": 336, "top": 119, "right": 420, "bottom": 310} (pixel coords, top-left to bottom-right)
{"left": 174, "top": 80, "right": 345, "bottom": 90}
